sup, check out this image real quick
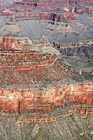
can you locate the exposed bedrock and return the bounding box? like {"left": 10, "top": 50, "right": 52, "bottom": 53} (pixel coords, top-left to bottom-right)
{"left": 0, "top": 1, "right": 93, "bottom": 139}
{"left": 0, "top": 83, "right": 93, "bottom": 114}
{"left": 11, "top": 0, "right": 93, "bottom": 9}
{"left": 0, "top": 39, "right": 92, "bottom": 116}
{"left": 53, "top": 42, "right": 93, "bottom": 60}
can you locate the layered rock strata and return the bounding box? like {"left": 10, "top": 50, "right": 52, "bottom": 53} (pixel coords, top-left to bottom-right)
{"left": 0, "top": 1, "right": 93, "bottom": 139}
{"left": 0, "top": 83, "right": 93, "bottom": 114}
{"left": 0, "top": 45, "right": 92, "bottom": 117}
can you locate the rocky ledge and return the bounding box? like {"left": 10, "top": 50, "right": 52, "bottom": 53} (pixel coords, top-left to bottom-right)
{"left": 0, "top": 49, "right": 92, "bottom": 115}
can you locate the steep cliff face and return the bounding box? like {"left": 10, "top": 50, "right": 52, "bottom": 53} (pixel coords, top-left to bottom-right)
{"left": 0, "top": 38, "right": 93, "bottom": 140}
{"left": 0, "top": 1, "right": 93, "bottom": 139}
{"left": 1, "top": 34, "right": 33, "bottom": 50}
{"left": 0, "top": 83, "right": 93, "bottom": 114}
{"left": 0, "top": 0, "right": 93, "bottom": 45}
{"left": 13, "top": 0, "right": 93, "bottom": 7}
{"left": 10, "top": 0, "right": 93, "bottom": 13}
{"left": 0, "top": 46, "right": 92, "bottom": 114}
{"left": 53, "top": 40, "right": 93, "bottom": 60}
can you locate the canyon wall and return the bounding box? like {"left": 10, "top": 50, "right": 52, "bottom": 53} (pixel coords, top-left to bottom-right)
{"left": 0, "top": 83, "right": 93, "bottom": 114}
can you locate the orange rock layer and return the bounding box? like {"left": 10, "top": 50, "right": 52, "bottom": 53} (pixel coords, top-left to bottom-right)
{"left": 0, "top": 83, "right": 93, "bottom": 114}
{"left": 0, "top": 52, "right": 56, "bottom": 72}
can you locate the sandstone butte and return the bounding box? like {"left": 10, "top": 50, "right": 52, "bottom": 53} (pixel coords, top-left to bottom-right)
{"left": 0, "top": 34, "right": 93, "bottom": 124}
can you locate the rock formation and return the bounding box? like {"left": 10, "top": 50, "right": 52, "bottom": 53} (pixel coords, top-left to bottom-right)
{"left": 0, "top": 0, "right": 93, "bottom": 140}
{"left": 0, "top": 35, "right": 92, "bottom": 115}
{"left": 0, "top": 35, "right": 93, "bottom": 139}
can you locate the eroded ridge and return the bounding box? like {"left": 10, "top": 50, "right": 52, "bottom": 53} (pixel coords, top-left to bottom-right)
{"left": 0, "top": 36, "right": 92, "bottom": 125}
{"left": 0, "top": 82, "right": 93, "bottom": 115}
{"left": 0, "top": 51, "right": 56, "bottom": 72}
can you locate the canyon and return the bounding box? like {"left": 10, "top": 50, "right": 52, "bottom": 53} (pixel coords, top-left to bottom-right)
{"left": 0, "top": 0, "right": 93, "bottom": 140}
{"left": 0, "top": 36, "right": 92, "bottom": 140}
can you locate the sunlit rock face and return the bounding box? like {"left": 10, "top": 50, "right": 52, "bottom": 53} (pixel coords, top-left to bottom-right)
{"left": 0, "top": 83, "right": 93, "bottom": 114}
{"left": 0, "top": 0, "right": 93, "bottom": 140}
{"left": 0, "top": 36, "right": 92, "bottom": 115}
{"left": 0, "top": 40, "right": 93, "bottom": 139}
{"left": 0, "top": 0, "right": 93, "bottom": 44}
{"left": 12, "top": 0, "right": 93, "bottom": 8}
{"left": 9, "top": 0, "right": 93, "bottom": 14}
{"left": 1, "top": 34, "right": 33, "bottom": 50}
